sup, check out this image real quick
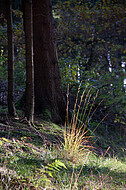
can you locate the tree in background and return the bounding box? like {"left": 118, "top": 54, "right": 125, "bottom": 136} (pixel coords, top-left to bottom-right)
{"left": 23, "top": 0, "right": 34, "bottom": 122}
{"left": 55, "top": 0, "right": 126, "bottom": 124}
{"left": 33, "top": 0, "right": 66, "bottom": 122}
{"left": 6, "top": 0, "right": 16, "bottom": 116}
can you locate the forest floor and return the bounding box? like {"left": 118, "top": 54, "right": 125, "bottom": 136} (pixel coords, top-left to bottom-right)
{"left": 0, "top": 109, "right": 126, "bottom": 189}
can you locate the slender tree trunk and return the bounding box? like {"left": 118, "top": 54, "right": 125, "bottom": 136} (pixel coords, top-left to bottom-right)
{"left": 33, "top": 0, "right": 66, "bottom": 123}
{"left": 23, "top": 0, "right": 34, "bottom": 122}
{"left": 6, "top": 0, "right": 16, "bottom": 116}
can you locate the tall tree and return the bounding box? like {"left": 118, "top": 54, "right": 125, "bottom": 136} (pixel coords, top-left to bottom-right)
{"left": 32, "top": 0, "right": 66, "bottom": 123}
{"left": 6, "top": 0, "right": 16, "bottom": 116}
{"left": 23, "top": 0, "right": 34, "bottom": 122}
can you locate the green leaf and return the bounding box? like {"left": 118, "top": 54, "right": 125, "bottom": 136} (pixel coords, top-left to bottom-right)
{"left": 54, "top": 160, "right": 67, "bottom": 169}
{"left": 47, "top": 171, "right": 53, "bottom": 178}
{"left": 2, "top": 137, "right": 10, "bottom": 142}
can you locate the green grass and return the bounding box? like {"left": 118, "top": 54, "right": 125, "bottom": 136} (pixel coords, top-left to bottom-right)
{"left": 0, "top": 84, "right": 126, "bottom": 189}
{"left": 0, "top": 119, "right": 126, "bottom": 190}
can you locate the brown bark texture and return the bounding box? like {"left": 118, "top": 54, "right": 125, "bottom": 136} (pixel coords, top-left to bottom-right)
{"left": 6, "top": 0, "right": 16, "bottom": 116}
{"left": 23, "top": 0, "right": 34, "bottom": 122}
{"left": 33, "top": 0, "right": 66, "bottom": 123}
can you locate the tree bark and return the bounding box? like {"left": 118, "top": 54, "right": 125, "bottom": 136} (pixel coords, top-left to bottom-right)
{"left": 23, "top": 0, "right": 34, "bottom": 122}
{"left": 6, "top": 0, "right": 16, "bottom": 116}
{"left": 33, "top": 0, "right": 66, "bottom": 123}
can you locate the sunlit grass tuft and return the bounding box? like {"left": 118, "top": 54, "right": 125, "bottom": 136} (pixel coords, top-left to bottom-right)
{"left": 61, "top": 83, "right": 103, "bottom": 164}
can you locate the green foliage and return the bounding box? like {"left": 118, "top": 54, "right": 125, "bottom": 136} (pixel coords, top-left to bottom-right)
{"left": 0, "top": 10, "right": 25, "bottom": 103}
{"left": 12, "top": 10, "right": 26, "bottom": 92}
{"left": 55, "top": 0, "right": 126, "bottom": 125}
{"left": 40, "top": 159, "right": 67, "bottom": 178}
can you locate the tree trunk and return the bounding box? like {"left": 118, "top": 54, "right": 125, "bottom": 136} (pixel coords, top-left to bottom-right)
{"left": 23, "top": 0, "right": 34, "bottom": 122}
{"left": 6, "top": 0, "right": 16, "bottom": 116}
{"left": 32, "top": 0, "right": 66, "bottom": 123}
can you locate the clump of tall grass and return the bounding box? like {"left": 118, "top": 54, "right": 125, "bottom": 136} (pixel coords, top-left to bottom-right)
{"left": 61, "top": 83, "right": 104, "bottom": 164}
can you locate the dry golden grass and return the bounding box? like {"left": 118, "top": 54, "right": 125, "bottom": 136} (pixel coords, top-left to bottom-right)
{"left": 61, "top": 83, "right": 102, "bottom": 164}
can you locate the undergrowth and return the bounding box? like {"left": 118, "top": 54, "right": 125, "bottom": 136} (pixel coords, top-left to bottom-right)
{"left": 0, "top": 84, "right": 126, "bottom": 189}
{"left": 0, "top": 136, "right": 125, "bottom": 189}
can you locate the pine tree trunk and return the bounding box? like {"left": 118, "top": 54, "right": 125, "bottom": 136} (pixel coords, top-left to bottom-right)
{"left": 33, "top": 0, "right": 66, "bottom": 123}
{"left": 6, "top": 0, "right": 16, "bottom": 117}
{"left": 23, "top": 0, "right": 34, "bottom": 122}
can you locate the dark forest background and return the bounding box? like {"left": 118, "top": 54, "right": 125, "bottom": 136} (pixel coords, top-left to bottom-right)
{"left": 0, "top": 0, "right": 126, "bottom": 130}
